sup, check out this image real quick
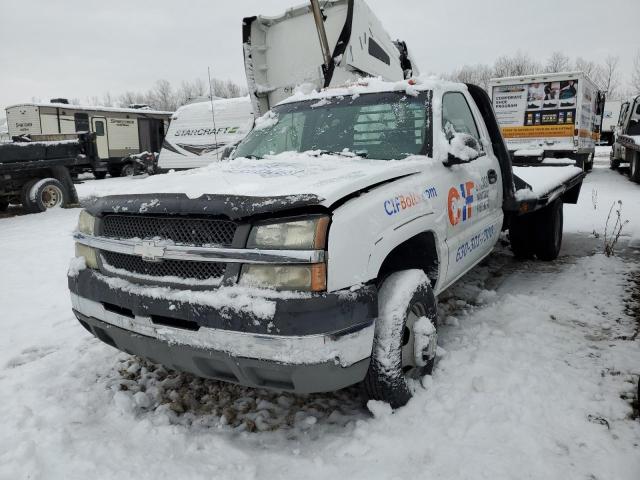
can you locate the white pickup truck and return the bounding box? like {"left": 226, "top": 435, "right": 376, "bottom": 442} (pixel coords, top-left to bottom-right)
{"left": 69, "top": 77, "right": 584, "bottom": 407}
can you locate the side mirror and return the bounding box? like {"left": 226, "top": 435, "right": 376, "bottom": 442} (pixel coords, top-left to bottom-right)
{"left": 443, "top": 132, "right": 482, "bottom": 166}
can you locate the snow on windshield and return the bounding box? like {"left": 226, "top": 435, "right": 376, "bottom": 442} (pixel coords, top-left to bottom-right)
{"left": 234, "top": 91, "right": 431, "bottom": 161}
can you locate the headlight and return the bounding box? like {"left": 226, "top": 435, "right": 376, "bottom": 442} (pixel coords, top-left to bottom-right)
{"left": 75, "top": 243, "right": 99, "bottom": 269}
{"left": 240, "top": 264, "right": 326, "bottom": 292}
{"left": 247, "top": 216, "right": 329, "bottom": 250}
{"left": 77, "top": 210, "right": 96, "bottom": 235}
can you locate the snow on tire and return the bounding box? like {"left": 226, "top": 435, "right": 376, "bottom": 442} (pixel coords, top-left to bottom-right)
{"left": 363, "top": 269, "right": 438, "bottom": 409}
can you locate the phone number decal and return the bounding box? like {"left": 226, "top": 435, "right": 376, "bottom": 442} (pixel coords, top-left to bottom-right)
{"left": 455, "top": 225, "right": 496, "bottom": 263}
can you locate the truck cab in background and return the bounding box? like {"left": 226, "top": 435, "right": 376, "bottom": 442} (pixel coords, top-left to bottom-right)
{"left": 610, "top": 95, "right": 640, "bottom": 183}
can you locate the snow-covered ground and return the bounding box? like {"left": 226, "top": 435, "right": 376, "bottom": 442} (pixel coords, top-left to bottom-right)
{"left": 0, "top": 150, "right": 638, "bottom": 479}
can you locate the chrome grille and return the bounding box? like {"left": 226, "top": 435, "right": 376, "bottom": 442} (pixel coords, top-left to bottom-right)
{"left": 102, "top": 251, "right": 227, "bottom": 282}
{"left": 101, "top": 215, "right": 237, "bottom": 246}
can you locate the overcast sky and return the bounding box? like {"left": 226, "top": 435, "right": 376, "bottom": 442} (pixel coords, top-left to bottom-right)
{"left": 1, "top": 0, "right": 638, "bottom": 113}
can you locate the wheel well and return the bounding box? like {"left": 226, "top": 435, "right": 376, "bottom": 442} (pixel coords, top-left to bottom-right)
{"left": 377, "top": 232, "right": 439, "bottom": 287}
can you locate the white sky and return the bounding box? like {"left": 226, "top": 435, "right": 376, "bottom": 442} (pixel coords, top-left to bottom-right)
{"left": 0, "top": 0, "right": 638, "bottom": 112}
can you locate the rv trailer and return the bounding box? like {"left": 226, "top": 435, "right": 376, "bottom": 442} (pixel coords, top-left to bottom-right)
{"left": 5, "top": 101, "right": 172, "bottom": 178}
{"left": 158, "top": 97, "right": 255, "bottom": 171}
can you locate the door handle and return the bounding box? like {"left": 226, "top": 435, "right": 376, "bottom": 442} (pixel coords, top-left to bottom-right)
{"left": 488, "top": 169, "right": 498, "bottom": 184}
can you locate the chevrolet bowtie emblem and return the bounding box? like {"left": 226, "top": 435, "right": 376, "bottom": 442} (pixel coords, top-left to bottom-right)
{"left": 134, "top": 240, "right": 166, "bottom": 262}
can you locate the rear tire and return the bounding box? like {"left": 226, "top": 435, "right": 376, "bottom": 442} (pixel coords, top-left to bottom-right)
{"left": 21, "top": 178, "right": 66, "bottom": 214}
{"left": 363, "top": 270, "right": 438, "bottom": 409}
{"left": 585, "top": 153, "right": 594, "bottom": 172}
{"left": 509, "top": 213, "right": 535, "bottom": 259}
{"left": 630, "top": 154, "right": 640, "bottom": 184}
{"left": 534, "top": 199, "right": 563, "bottom": 261}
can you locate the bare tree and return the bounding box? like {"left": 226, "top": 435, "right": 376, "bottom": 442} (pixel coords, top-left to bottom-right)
{"left": 544, "top": 51, "right": 571, "bottom": 73}
{"left": 574, "top": 57, "right": 605, "bottom": 87}
{"left": 600, "top": 55, "right": 620, "bottom": 97}
{"left": 210, "top": 78, "right": 248, "bottom": 99}
{"left": 177, "top": 79, "right": 207, "bottom": 105}
{"left": 447, "top": 64, "right": 493, "bottom": 91}
{"left": 632, "top": 50, "right": 640, "bottom": 93}
{"left": 493, "top": 51, "right": 541, "bottom": 78}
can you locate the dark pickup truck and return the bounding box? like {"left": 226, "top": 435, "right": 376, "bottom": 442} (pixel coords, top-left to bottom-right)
{"left": 0, "top": 133, "right": 98, "bottom": 213}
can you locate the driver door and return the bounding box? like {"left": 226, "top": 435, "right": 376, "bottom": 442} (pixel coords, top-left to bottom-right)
{"left": 441, "top": 91, "right": 503, "bottom": 286}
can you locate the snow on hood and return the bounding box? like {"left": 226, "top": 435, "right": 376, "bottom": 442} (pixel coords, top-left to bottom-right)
{"left": 89, "top": 152, "right": 430, "bottom": 207}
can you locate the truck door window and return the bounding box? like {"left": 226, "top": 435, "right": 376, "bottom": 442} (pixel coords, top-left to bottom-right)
{"left": 442, "top": 92, "right": 482, "bottom": 148}
{"left": 94, "top": 121, "right": 105, "bottom": 136}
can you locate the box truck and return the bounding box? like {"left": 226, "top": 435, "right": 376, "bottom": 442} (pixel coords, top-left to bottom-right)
{"left": 489, "top": 72, "right": 605, "bottom": 171}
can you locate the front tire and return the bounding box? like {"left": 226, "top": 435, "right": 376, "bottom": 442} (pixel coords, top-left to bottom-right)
{"left": 363, "top": 270, "right": 438, "bottom": 408}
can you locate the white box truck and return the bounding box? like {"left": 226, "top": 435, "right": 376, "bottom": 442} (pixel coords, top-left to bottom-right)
{"left": 489, "top": 71, "right": 605, "bottom": 171}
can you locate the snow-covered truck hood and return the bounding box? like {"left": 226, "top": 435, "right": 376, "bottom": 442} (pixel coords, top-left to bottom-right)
{"left": 85, "top": 152, "right": 427, "bottom": 218}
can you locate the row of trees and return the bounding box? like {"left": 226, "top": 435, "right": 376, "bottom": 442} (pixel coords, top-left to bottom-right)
{"left": 446, "top": 50, "right": 640, "bottom": 100}
{"left": 29, "top": 50, "right": 640, "bottom": 112}
{"left": 66, "top": 78, "right": 248, "bottom": 111}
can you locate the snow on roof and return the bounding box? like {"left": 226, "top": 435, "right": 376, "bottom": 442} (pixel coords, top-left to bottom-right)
{"left": 276, "top": 76, "right": 464, "bottom": 106}
{"left": 174, "top": 96, "right": 251, "bottom": 117}
{"left": 5, "top": 102, "right": 173, "bottom": 116}
{"left": 489, "top": 71, "right": 591, "bottom": 84}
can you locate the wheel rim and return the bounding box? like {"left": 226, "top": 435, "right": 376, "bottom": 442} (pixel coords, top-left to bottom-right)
{"left": 123, "top": 165, "right": 135, "bottom": 176}
{"left": 41, "top": 185, "right": 63, "bottom": 208}
{"left": 401, "top": 302, "right": 436, "bottom": 379}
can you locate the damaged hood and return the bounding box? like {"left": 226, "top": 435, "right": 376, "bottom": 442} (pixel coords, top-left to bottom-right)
{"left": 86, "top": 152, "right": 430, "bottom": 218}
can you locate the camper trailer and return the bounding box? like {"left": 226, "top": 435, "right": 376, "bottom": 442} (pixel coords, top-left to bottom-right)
{"left": 158, "top": 97, "right": 254, "bottom": 171}
{"left": 489, "top": 71, "right": 604, "bottom": 171}
{"left": 5, "top": 101, "right": 172, "bottom": 177}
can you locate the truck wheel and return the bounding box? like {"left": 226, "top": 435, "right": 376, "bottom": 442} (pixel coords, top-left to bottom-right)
{"left": 93, "top": 170, "right": 107, "bottom": 180}
{"left": 534, "top": 199, "right": 563, "bottom": 261}
{"left": 610, "top": 157, "right": 620, "bottom": 170}
{"left": 121, "top": 163, "right": 136, "bottom": 177}
{"left": 108, "top": 167, "right": 122, "bottom": 178}
{"left": 585, "top": 153, "right": 594, "bottom": 172}
{"left": 21, "top": 178, "right": 66, "bottom": 213}
{"left": 0, "top": 198, "right": 9, "bottom": 212}
{"left": 630, "top": 154, "right": 640, "bottom": 184}
{"left": 363, "top": 270, "right": 438, "bottom": 409}
{"left": 509, "top": 214, "right": 535, "bottom": 259}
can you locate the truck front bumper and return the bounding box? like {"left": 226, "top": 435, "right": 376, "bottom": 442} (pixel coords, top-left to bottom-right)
{"left": 69, "top": 270, "right": 376, "bottom": 393}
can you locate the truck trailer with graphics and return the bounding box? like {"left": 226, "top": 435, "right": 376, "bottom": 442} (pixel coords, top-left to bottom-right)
{"left": 489, "top": 71, "right": 604, "bottom": 171}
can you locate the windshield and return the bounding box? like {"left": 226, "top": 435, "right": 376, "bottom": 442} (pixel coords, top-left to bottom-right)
{"left": 234, "top": 92, "right": 431, "bottom": 161}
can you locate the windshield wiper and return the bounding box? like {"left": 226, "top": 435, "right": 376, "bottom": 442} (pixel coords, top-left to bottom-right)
{"left": 314, "top": 150, "right": 368, "bottom": 158}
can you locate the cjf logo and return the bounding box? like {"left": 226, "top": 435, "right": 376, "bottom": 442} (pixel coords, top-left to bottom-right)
{"left": 448, "top": 182, "right": 475, "bottom": 226}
